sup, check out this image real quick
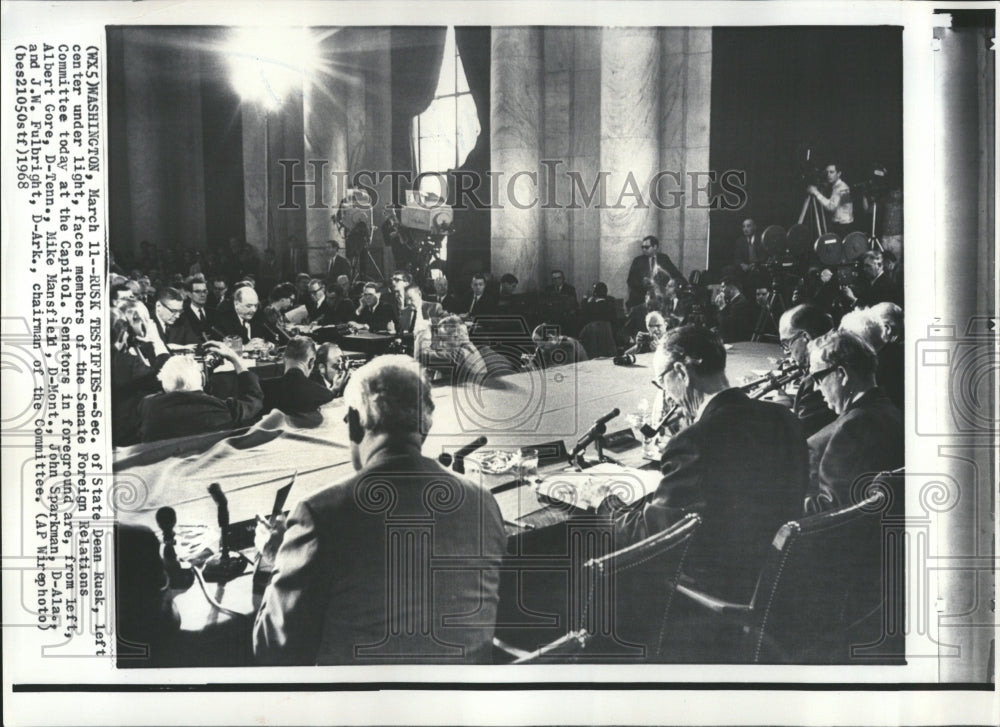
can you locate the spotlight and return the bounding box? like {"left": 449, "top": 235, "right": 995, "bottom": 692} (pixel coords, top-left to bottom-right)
{"left": 224, "top": 27, "right": 320, "bottom": 108}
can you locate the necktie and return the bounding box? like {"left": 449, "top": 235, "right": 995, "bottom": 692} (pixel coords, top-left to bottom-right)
{"left": 244, "top": 320, "right": 251, "bottom": 340}
{"left": 649, "top": 257, "right": 655, "bottom": 273}
{"left": 469, "top": 296, "right": 477, "bottom": 314}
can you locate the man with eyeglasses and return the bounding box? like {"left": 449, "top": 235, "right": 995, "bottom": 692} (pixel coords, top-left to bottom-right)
{"left": 626, "top": 235, "right": 685, "bottom": 307}
{"left": 304, "top": 279, "right": 355, "bottom": 329}
{"left": 778, "top": 304, "right": 836, "bottom": 436}
{"left": 353, "top": 283, "right": 397, "bottom": 333}
{"left": 152, "top": 287, "right": 185, "bottom": 343}
{"left": 166, "top": 274, "right": 211, "bottom": 346}
{"left": 207, "top": 276, "right": 228, "bottom": 313}
{"left": 598, "top": 325, "right": 809, "bottom": 604}
{"left": 804, "top": 330, "right": 903, "bottom": 513}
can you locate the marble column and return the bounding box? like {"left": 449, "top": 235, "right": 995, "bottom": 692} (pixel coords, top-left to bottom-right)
{"left": 540, "top": 27, "right": 602, "bottom": 296}
{"left": 303, "top": 33, "right": 351, "bottom": 272}
{"left": 658, "top": 28, "right": 712, "bottom": 281}
{"left": 491, "top": 27, "right": 543, "bottom": 288}
{"left": 243, "top": 86, "right": 306, "bottom": 270}
{"left": 599, "top": 28, "right": 661, "bottom": 299}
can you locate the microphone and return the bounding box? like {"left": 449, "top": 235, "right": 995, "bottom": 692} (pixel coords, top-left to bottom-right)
{"left": 155, "top": 506, "right": 193, "bottom": 590}
{"left": 202, "top": 482, "right": 248, "bottom": 583}
{"left": 437, "top": 438, "right": 483, "bottom": 471}
{"left": 449, "top": 436, "right": 488, "bottom": 474}
{"left": 572, "top": 408, "right": 621, "bottom": 458}
{"left": 262, "top": 320, "right": 290, "bottom": 344}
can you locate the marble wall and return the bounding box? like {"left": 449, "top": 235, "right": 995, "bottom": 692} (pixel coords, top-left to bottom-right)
{"left": 492, "top": 27, "right": 712, "bottom": 300}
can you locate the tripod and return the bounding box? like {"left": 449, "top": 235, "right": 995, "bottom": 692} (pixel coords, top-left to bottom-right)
{"left": 344, "top": 226, "right": 384, "bottom": 285}
{"left": 751, "top": 282, "right": 785, "bottom": 343}
{"left": 866, "top": 197, "right": 885, "bottom": 253}
{"left": 797, "top": 194, "right": 827, "bottom": 236}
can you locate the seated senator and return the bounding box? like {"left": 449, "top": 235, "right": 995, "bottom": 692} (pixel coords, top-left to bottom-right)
{"left": 273, "top": 336, "right": 336, "bottom": 416}
{"left": 805, "top": 329, "right": 903, "bottom": 512}
{"left": 599, "top": 325, "right": 809, "bottom": 603}
{"left": 253, "top": 355, "right": 506, "bottom": 665}
{"left": 137, "top": 343, "right": 263, "bottom": 442}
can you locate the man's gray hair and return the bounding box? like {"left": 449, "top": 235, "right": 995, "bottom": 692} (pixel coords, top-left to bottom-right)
{"left": 808, "top": 330, "right": 878, "bottom": 380}
{"left": 157, "top": 355, "right": 203, "bottom": 393}
{"left": 344, "top": 354, "right": 434, "bottom": 435}
{"left": 839, "top": 308, "right": 885, "bottom": 349}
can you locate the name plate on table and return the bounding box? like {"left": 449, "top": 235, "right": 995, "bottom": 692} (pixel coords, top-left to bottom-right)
{"left": 533, "top": 463, "right": 661, "bottom": 511}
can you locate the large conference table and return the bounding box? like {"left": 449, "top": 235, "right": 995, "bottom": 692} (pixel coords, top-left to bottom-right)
{"left": 113, "top": 343, "right": 783, "bottom": 647}
{"left": 115, "top": 342, "right": 782, "bottom": 532}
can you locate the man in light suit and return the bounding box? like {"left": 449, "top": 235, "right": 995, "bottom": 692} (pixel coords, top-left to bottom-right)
{"left": 253, "top": 356, "right": 506, "bottom": 664}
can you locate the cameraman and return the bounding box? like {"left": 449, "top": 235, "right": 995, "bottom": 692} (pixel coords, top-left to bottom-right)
{"left": 807, "top": 163, "right": 854, "bottom": 238}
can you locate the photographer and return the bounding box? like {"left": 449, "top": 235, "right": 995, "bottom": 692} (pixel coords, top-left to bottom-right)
{"left": 137, "top": 342, "right": 263, "bottom": 443}
{"left": 807, "top": 163, "right": 854, "bottom": 238}
{"left": 842, "top": 251, "right": 902, "bottom": 308}
{"left": 111, "top": 301, "right": 172, "bottom": 447}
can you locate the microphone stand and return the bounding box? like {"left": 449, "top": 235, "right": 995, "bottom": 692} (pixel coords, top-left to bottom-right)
{"left": 570, "top": 423, "right": 613, "bottom": 470}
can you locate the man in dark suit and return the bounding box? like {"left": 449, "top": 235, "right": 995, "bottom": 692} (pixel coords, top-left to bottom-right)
{"left": 166, "top": 275, "right": 211, "bottom": 346}
{"left": 844, "top": 251, "right": 902, "bottom": 308}
{"left": 733, "top": 218, "right": 765, "bottom": 269}
{"left": 253, "top": 355, "right": 506, "bottom": 664}
{"left": 273, "top": 336, "right": 335, "bottom": 415}
{"left": 324, "top": 239, "right": 352, "bottom": 290}
{"left": 306, "top": 279, "right": 354, "bottom": 327}
{"left": 805, "top": 330, "right": 903, "bottom": 511}
{"left": 206, "top": 276, "right": 228, "bottom": 314}
{"left": 778, "top": 304, "right": 836, "bottom": 437}
{"left": 432, "top": 275, "right": 463, "bottom": 314}
{"left": 542, "top": 269, "right": 578, "bottom": 302}
{"left": 353, "top": 283, "right": 398, "bottom": 332}
{"left": 716, "top": 276, "right": 756, "bottom": 343}
{"left": 462, "top": 273, "right": 497, "bottom": 320}
{"left": 626, "top": 235, "right": 685, "bottom": 307}
{"left": 137, "top": 342, "right": 263, "bottom": 442}
{"left": 599, "top": 325, "right": 809, "bottom": 602}
{"left": 211, "top": 286, "right": 267, "bottom": 343}
{"left": 152, "top": 287, "right": 185, "bottom": 344}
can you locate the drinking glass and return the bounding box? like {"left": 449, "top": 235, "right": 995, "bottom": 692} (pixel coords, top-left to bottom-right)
{"left": 519, "top": 447, "right": 539, "bottom": 483}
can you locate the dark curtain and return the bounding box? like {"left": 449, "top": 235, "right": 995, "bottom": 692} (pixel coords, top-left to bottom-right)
{"left": 389, "top": 26, "right": 447, "bottom": 204}
{"left": 708, "top": 27, "right": 903, "bottom": 272}
{"left": 105, "top": 27, "right": 132, "bottom": 264}
{"left": 198, "top": 32, "right": 246, "bottom": 251}
{"left": 449, "top": 27, "right": 492, "bottom": 280}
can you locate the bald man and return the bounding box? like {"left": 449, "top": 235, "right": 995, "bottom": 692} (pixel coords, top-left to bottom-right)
{"left": 211, "top": 286, "right": 267, "bottom": 343}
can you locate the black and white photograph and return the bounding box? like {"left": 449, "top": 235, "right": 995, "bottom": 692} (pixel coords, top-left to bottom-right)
{"left": 104, "top": 20, "right": 914, "bottom": 669}
{"left": 1, "top": 1, "right": 995, "bottom": 725}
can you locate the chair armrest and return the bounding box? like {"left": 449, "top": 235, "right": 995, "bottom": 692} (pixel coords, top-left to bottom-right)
{"left": 512, "top": 630, "right": 589, "bottom": 664}
{"left": 676, "top": 583, "right": 752, "bottom": 620}
{"left": 492, "top": 636, "right": 532, "bottom": 662}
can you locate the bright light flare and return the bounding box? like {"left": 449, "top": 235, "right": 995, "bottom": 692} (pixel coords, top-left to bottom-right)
{"left": 224, "top": 27, "right": 321, "bottom": 109}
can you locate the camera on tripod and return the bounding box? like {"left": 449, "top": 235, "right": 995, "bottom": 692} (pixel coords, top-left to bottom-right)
{"left": 852, "top": 163, "right": 889, "bottom": 199}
